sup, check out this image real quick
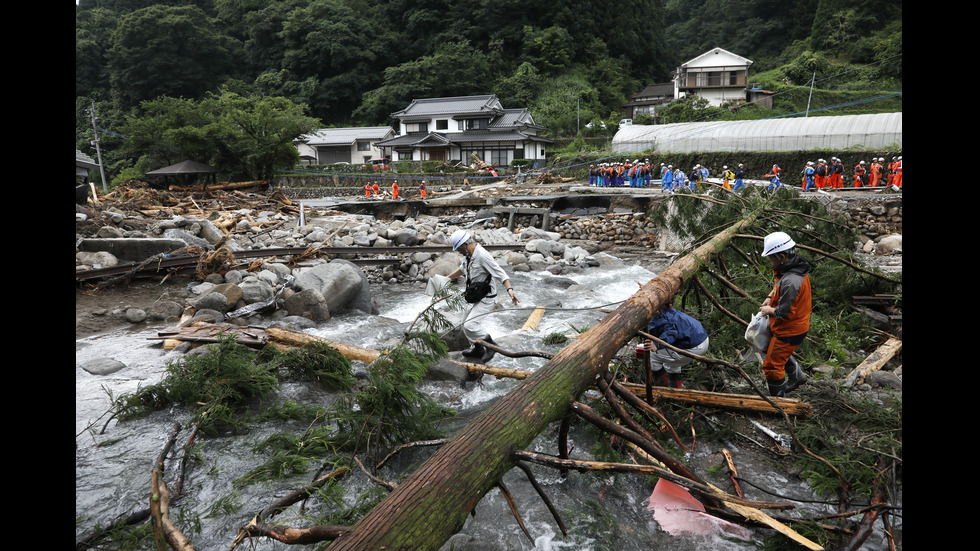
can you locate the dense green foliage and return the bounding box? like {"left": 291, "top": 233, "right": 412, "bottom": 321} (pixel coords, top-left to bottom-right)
{"left": 76, "top": 0, "right": 901, "bottom": 186}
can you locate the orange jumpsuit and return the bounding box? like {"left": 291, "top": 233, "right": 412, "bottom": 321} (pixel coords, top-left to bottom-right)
{"left": 869, "top": 161, "right": 882, "bottom": 187}
{"left": 763, "top": 255, "right": 812, "bottom": 384}
{"left": 853, "top": 164, "right": 867, "bottom": 187}
{"left": 392, "top": 182, "right": 399, "bottom": 199}
{"left": 372, "top": 183, "right": 380, "bottom": 196}
{"left": 364, "top": 184, "right": 372, "bottom": 197}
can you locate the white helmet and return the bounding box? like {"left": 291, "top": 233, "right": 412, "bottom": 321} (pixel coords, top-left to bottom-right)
{"left": 450, "top": 229, "right": 471, "bottom": 251}
{"left": 762, "top": 231, "right": 796, "bottom": 257}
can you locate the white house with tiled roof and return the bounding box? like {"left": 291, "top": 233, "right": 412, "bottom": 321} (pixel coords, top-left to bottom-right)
{"left": 672, "top": 48, "right": 753, "bottom": 107}
{"left": 295, "top": 126, "right": 396, "bottom": 165}
{"left": 375, "top": 95, "right": 552, "bottom": 168}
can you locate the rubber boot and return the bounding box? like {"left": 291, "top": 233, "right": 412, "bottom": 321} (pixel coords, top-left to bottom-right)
{"left": 651, "top": 368, "right": 668, "bottom": 387}
{"left": 784, "top": 357, "right": 808, "bottom": 393}
{"left": 480, "top": 335, "right": 496, "bottom": 363}
{"left": 667, "top": 372, "right": 684, "bottom": 389}
{"left": 462, "top": 342, "right": 485, "bottom": 358}
{"left": 767, "top": 377, "right": 786, "bottom": 397}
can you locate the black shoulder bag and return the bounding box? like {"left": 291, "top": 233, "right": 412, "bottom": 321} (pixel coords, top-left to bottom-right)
{"left": 463, "top": 257, "right": 492, "bottom": 303}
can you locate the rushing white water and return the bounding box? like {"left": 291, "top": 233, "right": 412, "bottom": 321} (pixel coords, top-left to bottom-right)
{"left": 76, "top": 257, "right": 897, "bottom": 550}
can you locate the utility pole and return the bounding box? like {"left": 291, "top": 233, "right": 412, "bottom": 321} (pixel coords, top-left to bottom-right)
{"left": 89, "top": 100, "right": 109, "bottom": 192}
{"left": 805, "top": 71, "right": 816, "bottom": 117}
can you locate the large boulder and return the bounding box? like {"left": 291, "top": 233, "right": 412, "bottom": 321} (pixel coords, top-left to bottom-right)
{"left": 284, "top": 288, "right": 331, "bottom": 322}
{"left": 293, "top": 259, "right": 378, "bottom": 314}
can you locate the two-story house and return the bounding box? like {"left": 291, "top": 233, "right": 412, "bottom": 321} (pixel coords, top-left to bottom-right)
{"left": 621, "top": 83, "right": 675, "bottom": 122}
{"left": 374, "top": 95, "right": 552, "bottom": 168}
{"left": 295, "top": 126, "right": 396, "bottom": 165}
{"left": 672, "top": 48, "right": 753, "bottom": 108}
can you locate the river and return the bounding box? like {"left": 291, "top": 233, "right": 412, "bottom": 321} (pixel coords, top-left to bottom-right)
{"left": 76, "top": 256, "right": 899, "bottom": 550}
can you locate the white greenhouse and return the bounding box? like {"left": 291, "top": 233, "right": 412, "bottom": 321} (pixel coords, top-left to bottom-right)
{"left": 612, "top": 112, "right": 902, "bottom": 155}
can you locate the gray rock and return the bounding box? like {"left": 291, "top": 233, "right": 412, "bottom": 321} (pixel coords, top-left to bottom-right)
{"left": 162, "top": 228, "right": 213, "bottom": 250}
{"left": 211, "top": 283, "right": 244, "bottom": 306}
{"left": 293, "top": 259, "right": 377, "bottom": 314}
{"left": 240, "top": 277, "right": 275, "bottom": 304}
{"left": 866, "top": 370, "right": 902, "bottom": 390}
{"left": 76, "top": 251, "right": 119, "bottom": 269}
{"left": 80, "top": 358, "right": 127, "bottom": 376}
{"left": 194, "top": 292, "right": 232, "bottom": 313}
{"left": 147, "top": 300, "right": 185, "bottom": 321}
{"left": 284, "top": 288, "right": 331, "bottom": 322}
{"left": 392, "top": 228, "right": 419, "bottom": 246}
{"left": 196, "top": 219, "right": 225, "bottom": 244}
{"left": 425, "top": 358, "right": 470, "bottom": 384}
{"left": 96, "top": 226, "right": 124, "bottom": 238}
{"left": 124, "top": 308, "right": 147, "bottom": 323}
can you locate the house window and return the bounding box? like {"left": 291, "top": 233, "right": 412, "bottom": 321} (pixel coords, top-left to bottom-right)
{"left": 436, "top": 119, "right": 448, "bottom": 130}
{"left": 696, "top": 72, "right": 723, "bottom": 86}
{"left": 356, "top": 141, "right": 371, "bottom": 151}
{"left": 405, "top": 122, "right": 428, "bottom": 133}
{"left": 464, "top": 119, "right": 488, "bottom": 131}
{"left": 490, "top": 150, "right": 507, "bottom": 166}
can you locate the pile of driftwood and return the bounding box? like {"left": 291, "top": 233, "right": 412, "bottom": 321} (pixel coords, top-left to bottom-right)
{"left": 86, "top": 180, "right": 299, "bottom": 227}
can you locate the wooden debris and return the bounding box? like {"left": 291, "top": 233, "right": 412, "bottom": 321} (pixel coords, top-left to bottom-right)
{"left": 618, "top": 383, "right": 813, "bottom": 417}
{"left": 520, "top": 305, "right": 545, "bottom": 331}
{"left": 844, "top": 337, "right": 902, "bottom": 387}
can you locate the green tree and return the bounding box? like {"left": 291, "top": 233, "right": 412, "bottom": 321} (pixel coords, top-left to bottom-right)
{"left": 492, "top": 62, "right": 542, "bottom": 108}
{"left": 657, "top": 94, "right": 722, "bottom": 124}
{"left": 75, "top": 7, "right": 119, "bottom": 99}
{"left": 278, "top": 0, "right": 385, "bottom": 121}
{"left": 353, "top": 41, "right": 492, "bottom": 125}
{"left": 121, "top": 92, "right": 319, "bottom": 181}
{"left": 107, "top": 4, "right": 235, "bottom": 109}
{"left": 520, "top": 25, "right": 573, "bottom": 75}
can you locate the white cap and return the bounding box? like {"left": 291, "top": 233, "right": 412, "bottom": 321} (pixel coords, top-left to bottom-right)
{"left": 450, "top": 229, "right": 471, "bottom": 251}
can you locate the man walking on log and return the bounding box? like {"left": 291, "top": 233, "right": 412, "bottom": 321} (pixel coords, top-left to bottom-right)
{"left": 446, "top": 230, "right": 519, "bottom": 363}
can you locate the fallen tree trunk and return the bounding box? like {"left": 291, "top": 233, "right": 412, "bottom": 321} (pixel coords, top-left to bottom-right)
{"left": 324, "top": 212, "right": 761, "bottom": 550}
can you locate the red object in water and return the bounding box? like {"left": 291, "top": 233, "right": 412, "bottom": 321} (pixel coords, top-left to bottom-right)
{"left": 647, "top": 479, "right": 752, "bottom": 540}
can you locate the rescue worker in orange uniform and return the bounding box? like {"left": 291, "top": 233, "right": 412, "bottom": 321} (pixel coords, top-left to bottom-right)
{"left": 815, "top": 159, "right": 828, "bottom": 189}
{"left": 853, "top": 161, "right": 867, "bottom": 187}
{"left": 869, "top": 158, "right": 883, "bottom": 187}
{"left": 392, "top": 180, "right": 399, "bottom": 200}
{"left": 372, "top": 182, "right": 380, "bottom": 196}
{"left": 893, "top": 156, "right": 902, "bottom": 188}
{"left": 420, "top": 180, "right": 427, "bottom": 199}
{"left": 831, "top": 157, "right": 844, "bottom": 188}
{"left": 759, "top": 232, "right": 811, "bottom": 397}
{"left": 364, "top": 183, "right": 372, "bottom": 197}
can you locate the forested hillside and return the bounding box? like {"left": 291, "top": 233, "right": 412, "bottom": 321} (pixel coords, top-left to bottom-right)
{"left": 75, "top": 0, "right": 902, "bottom": 181}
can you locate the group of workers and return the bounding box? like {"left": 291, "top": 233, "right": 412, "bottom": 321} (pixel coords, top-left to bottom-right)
{"left": 800, "top": 156, "right": 903, "bottom": 191}
{"left": 363, "top": 180, "right": 429, "bottom": 200}
{"left": 589, "top": 161, "right": 751, "bottom": 193}
{"left": 444, "top": 227, "right": 811, "bottom": 398}
{"left": 590, "top": 156, "right": 903, "bottom": 194}
{"left": 588, "top": 160, "right": 657, "bottom": 187}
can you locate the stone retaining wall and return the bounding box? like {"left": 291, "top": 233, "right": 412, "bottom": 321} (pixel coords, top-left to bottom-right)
{"left": 823, "top": 195, "right": 902, "bottom": 239}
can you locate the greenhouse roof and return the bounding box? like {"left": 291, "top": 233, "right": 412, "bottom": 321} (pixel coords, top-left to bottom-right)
{"left": 612, "top": 113, "right": 902, "bottom": 154}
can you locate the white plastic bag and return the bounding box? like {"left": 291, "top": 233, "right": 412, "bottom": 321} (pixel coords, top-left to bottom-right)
{"left": 424, "top": 274, "right": 451, "bottom": 296}
{"left": 744, "top": 311, "right": 771, "bottom": 352}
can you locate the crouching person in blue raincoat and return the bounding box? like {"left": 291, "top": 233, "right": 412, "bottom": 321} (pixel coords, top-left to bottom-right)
{"left": 640, "top": 307, "right": 709, "bottom": 389}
